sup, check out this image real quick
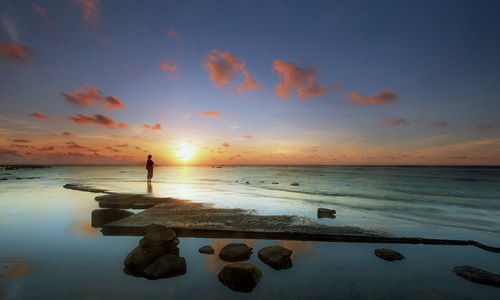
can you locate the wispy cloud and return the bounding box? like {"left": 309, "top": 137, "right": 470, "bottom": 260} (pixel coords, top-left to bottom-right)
{"left": 475, "top": 122, "right": 500, "bottom": 131}
{"left": 346, "top": 88, "right": 399, "bottom": 106}
{"left": 66, "top": 141, "right": 85, "bottom": 149}
{"left": 62, "top": 84, "right": 126, "bottom": 110}
{"left": 143, "top": 123, "right": 162, "bottom": 130}
{"left": 203, "top": 49, "right": 260, "bottom": 93}
{"left": 62, "top": 132, "right": 75, "bottom": 136}
{"left": 0, "top": 43, "right": 36, "bottom": 62}
{"left": 167, "top": 25, "right": 179, "bottom": 37}
{"left": 75, "top": 0, "right": 100, "bottom": 25}
{"left": 199, "top": 110, "right": 221, "bottom": 118}
{"left": 272, "top": 60, "right": 329, "bottom": 100}
{"left": 221, "top": 143, "right": 231, "bottom": 148}
{"left": 30, "top": 112, "right": 61, "bottom": 121}
{"left": 429, "top": 120, "right": 450, "bottom": 127}
{"left": 159, "top": 58, "right": 179, "bottom": 73}
{"left": 384, "top": 118, "right": 409, "bottom": 126}
{"left": 13, "top": 139, "right": 31, "bottom": 143}
{"left": 68, "top": 114, "right": 127, "bottom": 129}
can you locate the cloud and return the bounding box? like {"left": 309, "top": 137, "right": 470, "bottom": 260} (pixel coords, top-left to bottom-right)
{"left": 62, "top": 84, "right": 126, "bottom": 109}
{"left": 75, "top": 0, "right": 100, "bottom": 25}
{"left": 66, "top": 141, "right": 84, "bottom": 149}
{"left": 159, "top": 58, "right": 179, "bottom": 73}
{"left": 115, "top": 143, "right": 129, "bottom": 147}
{"left": 167, "top": 25, "right": 179, "bottom": 37}
{"left": 221, "top": 143, "right": 231, "bottom": 148}
{"left": 272, "top": 60, "right": 329, "bottom": 100}
{"left": 39, "top": 146, "right": 55, "bottom": 151}
{"left": 475, "top": 123, "right": 500, "bottom": 131}
{"left": 242, "top": 135, "right": 254, "bottom": 139}
{"left": 0, "top": 148, "right": 22, "bottom": 158}
{"left": 203, "top": 49, "right": 260, "bottom": 93}
{"left": 30, "top": 112, "right": 61, "bottom": 121}
{"left": 143, "top": 123, "right": 162, "bottom": 130}
{"left": 62, "top": 132, "right": 75, "bottom": 136}
{"left": 199, "top": 110, "right": 221, "bottom": 118}
{"left": 13, "top": 139, "right": 31, "bottom": 143}
{"left": 430, "top": 120, "right": 450, "bottom": 127}
{"left": 384, "top": 118, "right": 409, "bottom": 126}
{"left": 0, "top": 43, "right": 36, "bottom": 62}
{"left": 346, "top": 88, "right": 399, "bottom": 105}
{"left": 68, "top": 114, "right": 127, "bottom": 129}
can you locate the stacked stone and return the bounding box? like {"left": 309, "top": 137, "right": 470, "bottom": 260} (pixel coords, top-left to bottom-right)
{"left": 124, "top": 224, "right": 186, "bottom": 279}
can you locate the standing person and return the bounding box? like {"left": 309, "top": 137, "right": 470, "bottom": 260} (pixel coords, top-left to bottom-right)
{"left": 146, "top": 155, "right": 154, "bottom": 182}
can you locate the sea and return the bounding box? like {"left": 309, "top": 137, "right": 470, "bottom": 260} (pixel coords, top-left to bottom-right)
{"left": 1, "top": 165, "right": 499, "bottom": 299}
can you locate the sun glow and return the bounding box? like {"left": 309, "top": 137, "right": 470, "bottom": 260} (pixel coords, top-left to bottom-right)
{"left": 177, "top": 142, "right": 195, "bottom": 162}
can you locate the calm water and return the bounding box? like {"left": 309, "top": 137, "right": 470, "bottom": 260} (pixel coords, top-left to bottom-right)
{"left": 1, "top": 165, "right": 500, "bottom": 299}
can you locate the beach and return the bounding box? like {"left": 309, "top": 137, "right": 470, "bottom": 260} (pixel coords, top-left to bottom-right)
{"left": 1, "top": 166, "right": 500, "bottom": 299}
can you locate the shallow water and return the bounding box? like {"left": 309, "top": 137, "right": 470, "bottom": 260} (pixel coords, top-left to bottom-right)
{"left": 1, "top": 166, "right": 500, "bottom": 299}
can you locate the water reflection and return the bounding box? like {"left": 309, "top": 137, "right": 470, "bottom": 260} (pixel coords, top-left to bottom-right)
{"left": 147, "top": 181, "right": 152, "bottom": 194}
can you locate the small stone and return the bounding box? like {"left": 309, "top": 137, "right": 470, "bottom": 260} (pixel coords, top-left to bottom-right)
{"left": 199, "top": 245, "right": 215, "bottom": 255}
{"left": 291, "top": 183, "right": 299, "bottom": 186}
{"left": 258, "top": 245, "right": 293, "bottom": 270}
{"left": 219, "top": 243, "right": 253, "bottom": 262}
{"left": 217, "top": 262, "right": 262, "bottom": 293}
{"left": 317, "top": 208, "right": 336, "bottom": 219}
{"left": 374, "top": 248, "right": 405, "bottom": 261}
{"left": 144, "top": 254, "right": 187, "bottom": 279}
{"left": 452, "top": 265, "right": 500, "bottom": 287}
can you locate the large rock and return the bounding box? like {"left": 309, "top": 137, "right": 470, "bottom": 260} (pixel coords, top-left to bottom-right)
{"left": 258, "top": 245, "right": 293, "bottom": 270}
{"left": 91, "top": 209, "right": 134, "bottom": 228}
{"left": 452, "top": 265, "right": 500, "bottom": 287}
{"left": 199, "top": 245, "right": 215, "bottom": 254}
{"left": 217, "top": 262, "right": 262, "bottom": 293}
{"left": 219, "top": 243, "right": 253, "bottom": 262}
{"left": 143, "top": 254, "right": 186, "bottom": 279}
{"left": 374, "top": 248, "right": 405, "bottom": 261}
{"left": 317, "top": 208, "right": 336, "bottom": 219}
{"left": 143, "top": 224, "right": 176, "bottom": 242}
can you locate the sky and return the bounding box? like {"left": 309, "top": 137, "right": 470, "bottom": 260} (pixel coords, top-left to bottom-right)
{"left": 1, "top": 0, "right": 499, "bottom": 166}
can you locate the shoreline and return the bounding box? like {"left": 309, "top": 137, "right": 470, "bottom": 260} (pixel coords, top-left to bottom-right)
{"left": 64, "top": 183, "right": 500, "bottom": 253}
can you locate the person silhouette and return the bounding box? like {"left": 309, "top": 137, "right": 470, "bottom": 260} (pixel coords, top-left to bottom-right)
{"left": 146, "top": 155, "right": 154, "bottom": 182}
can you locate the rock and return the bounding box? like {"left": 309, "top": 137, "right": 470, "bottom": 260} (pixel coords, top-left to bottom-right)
{"left": 91, "top": 209, "right": 134, "bottom": 228}
{"left": 291, "top": 183, "right": 299, "bottom": 186}
{"left": 374, "top": 248, "right": 405, "bottom": 261}
{"left": 199, "top": 245, "right": 215, "bottom": 254}
{"left": 272, "top": 182, "right": 279, "bottom": 184}
{"left": 139, "top": 237, "right": 180, "bottom": 254}
{"left": 217, "top": 262, "right": 262, "bottom": 293}
{"left": 123, "top": 244, "right": 173, "bottom": 268}
{"left": 143, "top": 254, "right": 187, "bottom": 279}
{"left": 0, "top": 178, "right": 7, "bottom": 180}
{"left": 219, "top": 243, "right": 253, "bottom": 262}
{"left": 452, "top": 265, "right": 500, "bottom": 287}
{"left": 317, "top": 208, "right": 336, "bottom": 219}
{"left": 143, "top": 224, "right": 176, "bottom": 242}
{"left": 258, "top": 245, "right": 293, "bottom": 270}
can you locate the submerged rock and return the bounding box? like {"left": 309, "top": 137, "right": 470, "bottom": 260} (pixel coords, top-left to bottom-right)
{"left": 452, "top": 265, "right": 500, "bottom": 287}
{"left": 317, "top": 208, "right": 336, "bottom": 219}
{"left": 217, "top": 262, "right": 262, "bottom": 293}
{"left": 199, "top": 245, "right": 215, "bottom": 255}
{"left": 143, "top": 254, "right": 186, "bottom": 279}
{"left": 258, "top": 245, "right": 293, "bottom": 270}
{"left": 219, "top": 243, "right": 253, "bottom": 262}
{"left": 291, "top": 183, "right": 299, "bottom": 186}
{"left": 374, "top": 248, "right": 405, "bottom": 261}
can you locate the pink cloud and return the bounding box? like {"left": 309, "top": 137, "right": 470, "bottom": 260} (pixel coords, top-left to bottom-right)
{"left": 346, "top": 88, "right": 399, "bottom": 106}
{"left": 0, "top": 43, "right": 36, "bottom": 62}
{"left": 66, "top": 141, "right": 84, "bottom": 149}
{"left": 143, "top": 123, "right": 162, "bottom": 130}
{"left": 13, "top": 139, "right": 31, "bottom": 143}
{"left": 62, "top": 132, "right": 75, "bottom": 136}
{"left": 75, "top": 0, "right": 100, "bottom": 25}
{"left": 272, "top": 60, "right": 328, "bottom": 100}
{"left": 40, "top": 146, "right": 55, "bottom": 151}
{"left": 221, "top": 143, "right": 231, "bottom": 148}
{"left": 199, "top": 110, "right": 221, "bottom": 118}
{"left": 159, "top": 58, "right": 179, "bottom": 72}
{"left": 243, "top": 135, "right": 254, "bottom": 139}
{"left": 384, "top": 118, "right": 409, "bottom": 126}
{"left": 30, "top": 112, "right": 61, "bottom": 121}
{"left": 68, "top": 114, "right": 127, "bottom": 129}
{"left": 430, "top": 120, "right": 450, "bottom": 127}
{"left": 32, "top": 4, "right": 47, "bottom": 19}
{"left": 62, "top": 84, "right": 126, "bottom": 110}
{"left": 167, "top": 26, "right": 179, "bottom": 37}
{"left": 203, "top": 49, "right": 260, "bottom": 93}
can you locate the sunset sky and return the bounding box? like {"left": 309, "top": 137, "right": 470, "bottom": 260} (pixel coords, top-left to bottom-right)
{"left": 1, "top": 0, "right": 499, "bottom": 166}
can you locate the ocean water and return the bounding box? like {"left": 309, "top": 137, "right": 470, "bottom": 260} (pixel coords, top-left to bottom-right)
{"left": 1, "top": 165, "right": 500, "bottom": 299}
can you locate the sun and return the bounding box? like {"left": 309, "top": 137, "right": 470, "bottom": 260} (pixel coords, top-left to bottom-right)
{"left": 177, "top": 143, "right": 194, "bottom": 162}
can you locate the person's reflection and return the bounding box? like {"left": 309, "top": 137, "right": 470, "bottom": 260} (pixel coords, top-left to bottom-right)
{"left": 147, "top": 181, "right": 153, "bottom": 193}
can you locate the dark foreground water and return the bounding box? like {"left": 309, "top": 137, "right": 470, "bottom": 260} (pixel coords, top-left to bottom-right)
{"left": 1, "top": 166, "right": 499, "bottom": 299}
